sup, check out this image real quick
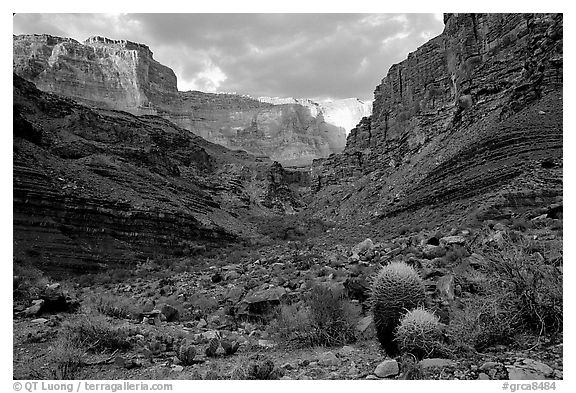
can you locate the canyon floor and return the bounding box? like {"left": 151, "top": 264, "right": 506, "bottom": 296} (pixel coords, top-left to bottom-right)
{"left": 13, "top": 209, "right": 563, "bottom": 380}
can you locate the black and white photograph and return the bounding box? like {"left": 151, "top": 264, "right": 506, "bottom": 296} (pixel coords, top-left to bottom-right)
{"left": 8, "top": 2, "right": 567, "bottom": 388}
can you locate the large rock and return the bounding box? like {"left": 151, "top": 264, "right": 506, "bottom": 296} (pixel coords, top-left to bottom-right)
{"left": 506, "top": 359, "right": 554, "bottom": 380}
{"left": 318, "top": 351, "right": 341, "bottom": 367}
{"left": 374, "top": 359, "right": 399, "bottom": 378}
{"left": 419, "top": 358, "right": 456, "bottom": 370}
{"left": 237, "top": 287, "right": 287, "bottom": 316}
{"left": 436, "top": 274, "right": 456, "bottom": 302}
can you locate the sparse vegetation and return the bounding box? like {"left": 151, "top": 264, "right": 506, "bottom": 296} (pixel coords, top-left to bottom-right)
{"left": 85, "top": 293, "right": 143, "bottom": 320}
{"left": 483, "top": 233, "right": 563, "bottom": 336}
{"left": 272, "top": 284, "right": 360, "bottom": 347}
{"left": 47, "top": 337, "right": 86, "bottom": 380}
{"left": 61, "top": 314, "right": 132, "bottom": 352}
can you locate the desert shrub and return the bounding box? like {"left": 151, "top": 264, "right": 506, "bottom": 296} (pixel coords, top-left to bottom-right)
{"left": 395, "top": 307, "right": 445, "bottom": 359}
{"left": 483, "top": 233, "right": 563, "bottom": 335}
{"left": 444, "top": 245, "right": 470, "bottom": 264}
{"left": 511, "top": 217, "right": 533, "bottom": 232}
{"left": 61, "top": 314, "right": 131, "bottom": 352}
{"left": 230, "top": 355, "right": 283, "bottom": 380}
{"left": 448, "top": 291, "right": 519, "bottom": 352}
{"left": 188, "top": 294, "right": 219, "bottom": 318}
{"left": 272, "top": 303, "right": 313, "bottom": 344}
{"left": 305, "top": 284, "right": 360, "bottom": 346}
{"left": 76, "top": 268, "right": 135, "bottom": 287}
{"left": 47, "top": 337, "right": 85, "bottom": 380}
{"left": 272, "top": 284, "right": 360, "bottom": 347}
{"left": 13, "top": 262, "right": 50, "bottom": 302}
{"left": 85, "top": 293, "right": 143, "bottom": 320}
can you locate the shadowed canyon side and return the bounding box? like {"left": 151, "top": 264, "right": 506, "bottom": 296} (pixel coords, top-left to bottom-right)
{"left": 310, "top": 13, "right": 563, "bottom": 240}
{"left": 13, "top": 34, "right": 371, "bottom": 166}
{"left": 13, "top": 74, "right": 308, "bottom": 273}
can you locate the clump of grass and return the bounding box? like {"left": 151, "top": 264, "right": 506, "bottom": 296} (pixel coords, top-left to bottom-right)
{"left": 271, "top": 284, "right": 360, "bottom": 347}
{"left": 61, "top": 314, "right": 131, "bottom": 352}
{"left": 85, "top": 293, "right": 143, "bottom": 320}
{"left": 47, "top": 337, "right": 85, "bottom": 380}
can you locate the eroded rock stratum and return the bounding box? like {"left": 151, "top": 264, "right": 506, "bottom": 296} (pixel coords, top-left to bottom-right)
{"left": 13, "top": 34, "right": 371, "bottom": 166}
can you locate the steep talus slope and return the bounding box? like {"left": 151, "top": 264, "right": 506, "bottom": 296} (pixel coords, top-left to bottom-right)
{"left": 13, "top": 34, "right": 361, "bottom": 166}
{"left": 310, "top": 13, "right": 562, "bottom": 240}
{"left": 13, "top": 74, "right": 304, "bottom": 273}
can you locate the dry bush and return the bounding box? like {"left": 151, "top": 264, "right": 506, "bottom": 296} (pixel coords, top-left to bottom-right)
{"left": 271, "top": 284, "right": 360, "bottom": 347}
{"left": 448, "top": 291, "right": 519, "bottom": 352}
{"left": 61, "top": 314, "right": 131, "bottom": 352}
{"left": 483, "top": 233, "right": 563, "bottom": 336}
{"left": 47, "top": 337, "right": 85, "bottom": 380}
{"left": 13, "top": 262, "right": 50, "bottom": 302}
{"left": 84, "top": 293, "right": 143, "bottom": 320}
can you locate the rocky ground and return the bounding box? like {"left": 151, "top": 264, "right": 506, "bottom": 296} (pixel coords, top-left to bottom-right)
{"left": 13, "top": 208, "right": 563, "bottom": 380}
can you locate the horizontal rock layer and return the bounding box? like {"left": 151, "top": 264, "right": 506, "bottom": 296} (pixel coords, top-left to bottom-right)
{"left": 13, "top": 34, "right": 370, "bottom": 166}
{"left": 310, "top": 13, "right": 563, "bottom": 238}
{"left": 13, "top": 74, "right": 306, "bottom": 273}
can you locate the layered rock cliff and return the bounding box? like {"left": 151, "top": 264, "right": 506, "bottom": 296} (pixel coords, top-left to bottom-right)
{"left": 13, "top": 74, "right": 306, "bottom": 273}
{"left": 258, "top": 96, "right": 372, "bottom": 135}
{"left": 13, "top": 34, "right": 366, "bottom": 166}
{"left": 310, "top": 13, "right": 563, "bottom": 239}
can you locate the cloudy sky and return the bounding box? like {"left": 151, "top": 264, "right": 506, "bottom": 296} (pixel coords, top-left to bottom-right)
{"left": 13, "top": 13, "right": 444, "bottom": 101}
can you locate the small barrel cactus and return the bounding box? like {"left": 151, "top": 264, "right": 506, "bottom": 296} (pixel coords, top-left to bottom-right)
{"left": 371, "top": 262, "right": 425, "bottom": 355}
{"left": 395, "top": 307, "right": 443, "bottom": 359}
{"left": 177, "top": 341, "right": 196, "bottom": 366}
{"left": 221, "top": 339, "right": 240, "bottom": 355}
{"left": 205, "top": 336, "right": 220, "bottom": 357}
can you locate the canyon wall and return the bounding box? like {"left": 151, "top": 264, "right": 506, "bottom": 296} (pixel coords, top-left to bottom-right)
{"left": 310, "top": 13, "right": 563, "bottom": 238}
{"left": 13, "top": 34, "right": 371, "bottom": 166}
{"left": 13, "top": 74, "right": 307, "bottom": 273}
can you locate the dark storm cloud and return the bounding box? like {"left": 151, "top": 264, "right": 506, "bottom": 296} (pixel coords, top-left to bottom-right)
{"left": 13, "top": 13, "right": 444, "bottom": 100}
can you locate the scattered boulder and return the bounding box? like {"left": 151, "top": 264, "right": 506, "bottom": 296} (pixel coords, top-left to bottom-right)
{"left": 343, "top": 277, "right": 371, "bottom": 302}
{"left": 318, "top": 351, "right": 341, "bottom": 367}
{"left": 506, "top": 359, "right": 554, "bottom": 380}
{"left": 24, "top": 299, "right": 45, "bottom": 317}
{"left": 237, "top": 286, "right": 286, "bottom": 316}
{"left": 418, "top": 358, "right": 456, "bottom": 370}
{"left": 422, "top": 245, "right": 446, "bottom": 259}
{"left": 439, "top": 235, "right": 466, "bottom": 246}
{"left": 436, "top": 274, "right": 456, "bottom": 302}
{"left": 158, "top": 303, "right": 179, "bottom": 322}
{"left": 374, "top": 359, "right": 399, "bottom": 378}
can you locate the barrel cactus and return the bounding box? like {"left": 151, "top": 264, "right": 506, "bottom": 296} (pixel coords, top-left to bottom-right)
{"left": 395, "top": 307, "right": 443, "bottom": 359}
{"left": 371, "top": 262, "right": 425, "bottom": 355}
{"left": 177, "top": 341, "right": 196, "bottom": 366}
{"left": 221, "top": 339, "right": 240, "bottom": 356}
{"left": 205, "top": 336, "right": 220, "bottom": 357}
